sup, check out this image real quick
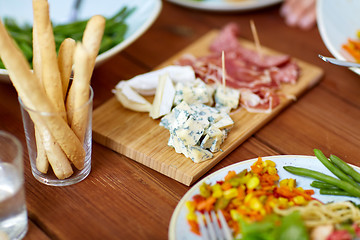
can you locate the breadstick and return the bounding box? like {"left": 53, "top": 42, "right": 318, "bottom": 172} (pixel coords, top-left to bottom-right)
{"left": 37, "top": 125, "right": 73, "bottom": 179}
{"left": 66, "top": 43, "right": 92, "bottom": 143}
{"left": 0, "top": 20, "right": 86, "bottom": 170}
{"left": 32, "top": 19, "right": 49, "bottom": 173}
{"left": 32, "top": 0, "right": 66, "bottom": 115}
{"left": 82, "top": 15, "right": 105, "bottom": 75}
{"left": 58, "top": 38, "right": 76, "bottom": 99}
{"left": 66, "top": 15, "right": 105, "bottom": 142}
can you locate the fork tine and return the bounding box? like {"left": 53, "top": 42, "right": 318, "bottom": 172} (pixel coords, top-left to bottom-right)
{"left": 217, "top": 210, "right": 233, "bottom": 240}
{"left": 196, "top": 212, "right": 210, "bottom": 240}
{"left": 204, "top": 211, "right": 217, "bottom": 240}
{"left": 210, "top": 211, "right": 223, "bottom": 239}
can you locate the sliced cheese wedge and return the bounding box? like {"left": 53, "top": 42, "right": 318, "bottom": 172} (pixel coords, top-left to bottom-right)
{"left": 113, "top": 83, "right": 152, "bottom": 112}
{"left": 115, "top": 65, "right": 196, "bottom": 96}
{"left": 149, "top": 74, "right": 176, "bottom": 119}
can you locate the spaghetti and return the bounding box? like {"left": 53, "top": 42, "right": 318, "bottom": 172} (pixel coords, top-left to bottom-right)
{"left": 274, "top": 200, "right": 360, "bottom": 227}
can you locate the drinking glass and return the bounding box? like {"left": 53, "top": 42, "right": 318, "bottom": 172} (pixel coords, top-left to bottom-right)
{"left": 0, "top": 131, "right": 28, "bottom": 240}
{"left": 19, "top": 87, "right": 93, "bottom": 186}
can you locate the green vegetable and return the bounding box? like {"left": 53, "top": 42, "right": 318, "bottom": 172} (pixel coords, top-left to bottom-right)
{"left": 310, "top": 180, "right": 339, "bottom": 189}
{"left": 313, "top": 149, "right": 360, "bottom": 189}
{"left": 319, "top": 189, "right": 355, "bottom": 197}
{"left": 238, "top": 211, "right": 309, "bottom": 240}
{"left": 283, "top": 166, "right": 360, "bottom": 197}
{"left": 330, "top": 154, "right": 360, "bottom": 183}
{"left": 277, "top": 211, "right": 309, "bottom": 240}
{"left": 0, "top": 6, "right": 135, "bottom": 69}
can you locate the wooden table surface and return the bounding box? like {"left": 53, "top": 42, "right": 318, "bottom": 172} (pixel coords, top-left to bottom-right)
{"left": 1, "top": 1, "right": 360, "bottom": 239}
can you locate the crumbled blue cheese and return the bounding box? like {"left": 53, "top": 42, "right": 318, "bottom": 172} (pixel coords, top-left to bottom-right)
{"left": 200, "top": 125, "right": 225, "bottom": 152}
{"left": 160, "top": 101, "right": 234, "bottom": 163}
{"left": 174, "top": 79, "right": 215, "bottom": 106}
{"left": 214, "top": 85, "right": 240, "bottom": 113}
{"left": 187, "top": 145, "right": 213, "bottom": 163}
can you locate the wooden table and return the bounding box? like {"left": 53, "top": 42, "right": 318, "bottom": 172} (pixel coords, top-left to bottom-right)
{"left": 1, "top": 1, "right": 360, "bottom": 239}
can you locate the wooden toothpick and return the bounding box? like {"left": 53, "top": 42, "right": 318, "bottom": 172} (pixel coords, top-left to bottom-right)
{"left": 222, "top": 50, "right": 226, "bottom": 89}
{"left": 250, "top": 20, "right": 263, "bottom": 60}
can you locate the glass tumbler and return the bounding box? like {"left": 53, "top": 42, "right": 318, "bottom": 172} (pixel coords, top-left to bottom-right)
{"left": 19, "top": 87, "right": 93, "bottom": 186}
{"left": 0, "top": 131, "right": 28, "bottom": 240}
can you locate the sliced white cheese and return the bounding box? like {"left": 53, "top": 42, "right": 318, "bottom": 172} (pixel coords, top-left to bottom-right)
{"left": 149, "top": 74, "right": 176, "bottom": 119}
{"left": 115, "top": 65, "right": 196, "bottom": 96}
{"left": 113, "top": 84, "right": 152, "bottom": 112}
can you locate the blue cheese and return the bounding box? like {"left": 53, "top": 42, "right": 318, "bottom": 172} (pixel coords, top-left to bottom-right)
{"left": 174, "top": 79, "right": 214, "bottom": 106}
{"left": 168, "top": 134, "right": 189, "bottom": 158}
{"left": 200, "top": 126, "right": 225, "bottom": 152}
{"left": 187, "top": 146, "right": 213, "bottom": 163}
{"left": 212, "top": 114, "right": 234, "bottom": 130}
{"left": 174, "top": 115, "right": 210, "bottom": 146}
{"left": 160, "top": 85, "right": 235, "bottom": 163}
{"left": 215, "top": 85, "right": 240, "bottom": 112}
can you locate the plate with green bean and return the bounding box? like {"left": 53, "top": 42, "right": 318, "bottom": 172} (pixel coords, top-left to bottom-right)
{"left": 169, "top": 152, "right": 360, "bottom": 239}
{"left": 0, "top": 0, "right": 162, "bottom": 82}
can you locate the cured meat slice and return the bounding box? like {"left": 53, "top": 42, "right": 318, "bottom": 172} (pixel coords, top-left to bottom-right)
{"left": 176, "top": 23, "right": 300, "bottom": 112}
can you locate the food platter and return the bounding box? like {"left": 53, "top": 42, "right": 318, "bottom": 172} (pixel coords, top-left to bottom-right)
{"left": 168, "top": 155, "right": 360, "bottom": 240}
{"left": 0, "top": 0, "right": 162, "bottom": 82}
{"left": 167, "top": 0, "right": 282, "bottom": 12}
{"left": 317, "top": 0, "right": 360, "bottom": 75}
{"left": 92, "top": 29, "right": 323, "bottom": 186}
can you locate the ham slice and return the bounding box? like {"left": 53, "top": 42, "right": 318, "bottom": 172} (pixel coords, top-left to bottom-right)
{"left": 176, "top": 23, "right": 300, "bottom": 112}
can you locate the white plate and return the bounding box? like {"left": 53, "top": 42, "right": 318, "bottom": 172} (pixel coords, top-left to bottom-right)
{"left": 0, "top": 0, "right": 162, "bottom": 82}
{"left": 167, "top": 0, "right": 282, "bottom": 12}
{"left": 168, "top": 155, "right": 360, "bottom": 240}
{"left": 317, "top": 0, "right": 360, "bottom": 75}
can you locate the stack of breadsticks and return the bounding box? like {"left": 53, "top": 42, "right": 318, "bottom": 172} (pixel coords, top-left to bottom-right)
{"left": 0, "top": 0, "right": 105, "bottom": 180}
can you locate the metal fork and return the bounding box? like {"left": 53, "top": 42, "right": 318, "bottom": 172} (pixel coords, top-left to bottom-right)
{"left": 196, "top": 210, "right": 233, "bottom": 240}
{"left": 318, "top": 54, "right": 360, "bottom": 68}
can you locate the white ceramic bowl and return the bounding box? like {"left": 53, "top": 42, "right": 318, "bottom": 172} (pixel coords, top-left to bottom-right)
{"left": 317, "top": 0, "right": 360, "bottom": 75}
{"left": 0, "top": 0, "right": 162, "bottom": 82}
{"left": 167, "top": 0, "right": 282, "bottom": 12}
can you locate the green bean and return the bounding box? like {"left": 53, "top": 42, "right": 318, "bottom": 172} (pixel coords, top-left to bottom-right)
{"left": 310, "top": 180, "right": 339, "bottom": 189}
{"left": 283, "top": 166, "right": 360, "bottom": 197}
{"left": 330, "top": 154, "right": 360, "bottom": 183}
{"left": 319, "top": 189, "right": 355, "bottom": 197}
{"left": 314, "top": 149, "right": 360, "bottom": 189}
{"left": 0, "top": 6, "right": 135, "bottom": 69}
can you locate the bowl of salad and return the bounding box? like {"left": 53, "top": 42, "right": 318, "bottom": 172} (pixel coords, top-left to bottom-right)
{"left": 0, "top": 0, "right": 162, "bottom": 82}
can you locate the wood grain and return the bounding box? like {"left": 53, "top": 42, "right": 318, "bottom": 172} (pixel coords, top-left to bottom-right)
{"left": 92, "top": 30, "right": 324, "bottom": 186}
{"left": 2, "top": 2, "right": 359, "bottom": 239}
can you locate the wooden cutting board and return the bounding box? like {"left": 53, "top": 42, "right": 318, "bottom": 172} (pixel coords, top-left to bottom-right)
{"left": 92, "top": 30, "right": 324, "bottom": 186}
